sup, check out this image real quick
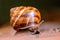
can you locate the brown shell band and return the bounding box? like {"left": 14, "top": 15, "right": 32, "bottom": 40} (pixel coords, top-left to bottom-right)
{"left": 13, "top": 7, "right": 27, "bottom": 27}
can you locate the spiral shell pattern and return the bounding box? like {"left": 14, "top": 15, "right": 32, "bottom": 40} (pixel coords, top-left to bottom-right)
{"left": 10, "top": 6, "right": 41, "bottom": 30}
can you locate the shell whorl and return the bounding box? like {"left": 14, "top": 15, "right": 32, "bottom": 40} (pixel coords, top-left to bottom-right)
{"left": 10, "top": 6, "right": 41, "bottom": 29}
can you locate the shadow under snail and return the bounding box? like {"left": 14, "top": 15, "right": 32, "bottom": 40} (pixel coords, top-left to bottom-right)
{"left": 10, "top": 6, "right": 44, "bottom": 34}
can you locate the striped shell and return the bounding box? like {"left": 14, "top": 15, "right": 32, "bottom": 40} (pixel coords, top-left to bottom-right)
{"left": 10, "top": 6, "right": 41, "bottom": 31}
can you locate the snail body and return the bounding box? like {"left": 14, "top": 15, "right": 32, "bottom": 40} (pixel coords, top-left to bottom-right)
{"left": 10, "top": 6, "right": 43, "bottom": 34}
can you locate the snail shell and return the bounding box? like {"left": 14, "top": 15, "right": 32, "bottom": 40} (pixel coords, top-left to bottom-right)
{"left": 10, "top": 6, "right": 41, "bottom": 31}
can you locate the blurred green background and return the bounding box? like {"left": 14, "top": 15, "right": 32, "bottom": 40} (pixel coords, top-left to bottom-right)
{"left": 0, "top": 0, "right": 60, "bottom": 25}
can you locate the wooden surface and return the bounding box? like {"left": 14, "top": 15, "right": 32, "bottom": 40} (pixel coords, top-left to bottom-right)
{"left": 0, "top": 21, "right": 60, "bottom": 40}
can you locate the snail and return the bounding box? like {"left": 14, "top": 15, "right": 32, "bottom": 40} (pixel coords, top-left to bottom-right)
{"left": 10, "top": 6, "right": 44, "bottom": 34}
